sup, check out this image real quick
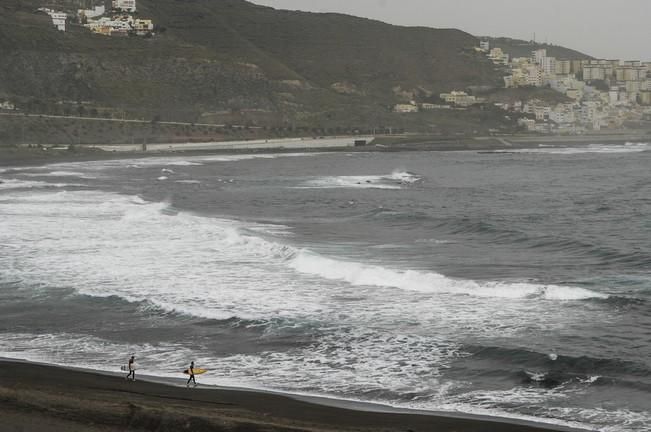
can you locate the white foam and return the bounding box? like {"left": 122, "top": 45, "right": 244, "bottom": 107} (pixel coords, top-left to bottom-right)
{"left": 300, "top": 176, "right": 401, "bottom": 189}
{"left": 21, "top": 171, "right": 97, "bottom": 179}
{"left": 415, "top": 238, "right": 454, "bottom": 245}
{"left": 0, "top": 332, "right": 624, "bottom": 432}
{"left": 288, "top": 251, "right": 608, "bottom": 301}
{"left": 0, "top": 190, "right": 637, "bottom": 431}
{"left": 498, "top": 142, "right": 651, "bottom": 155}
{"left": 0, "top": 178, "right": 83, "bottom": 190}
{"left": 39, "top": 153, "right": 319, "bottom": 172}
{"left": 389, "top": 170, "right": 421, "bottom": 184}
{"left": 579, "top": 376, "right": 600, "bottom": 384}
{"left": 298, "top": 171, "right": 421, "bottom": 190}
{"left": 198, "top": 153, "right": 318, "bottom": 163}
{"left": 165, "top": 161, "right": 203, "bottom": 166}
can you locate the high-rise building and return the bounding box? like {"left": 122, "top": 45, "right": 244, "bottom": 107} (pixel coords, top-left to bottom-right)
{"left": 531, "top": 49, "right": 547, "bottom": 66}
{"left": 555, "top": 60, "right": 571, "bottom": 75}
{"left": 542, "top": 57, "right": 557, "bottom": 75}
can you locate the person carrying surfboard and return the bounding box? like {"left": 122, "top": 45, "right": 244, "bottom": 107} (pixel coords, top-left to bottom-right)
{"left": 186, "top": 361, "right": 197, "bottom": 387}
{"left": 126, "top": 355, "right": 136, "bottom": 381}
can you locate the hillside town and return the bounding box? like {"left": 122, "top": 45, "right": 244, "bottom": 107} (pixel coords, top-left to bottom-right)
{"left": 38, "top": 0, "right": 154, "bottom": 37}
{"left": 483, "top": 41, "right": 651, "bottom": 133}
{"left": 394, "top": 40, "right": 651, "bottom": 135}
{"left": 15, "top": 1, "right": 651, "bottom": 136}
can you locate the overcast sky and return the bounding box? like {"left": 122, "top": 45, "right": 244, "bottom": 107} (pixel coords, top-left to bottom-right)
{"left": 250, "top": 0, "right": 651, "bottom": 61}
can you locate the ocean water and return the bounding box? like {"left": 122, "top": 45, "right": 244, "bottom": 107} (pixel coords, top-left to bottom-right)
{"left": 1, "top": 145, "right": 650, "bottom": 431}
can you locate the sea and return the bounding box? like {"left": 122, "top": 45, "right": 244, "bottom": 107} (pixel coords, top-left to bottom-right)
{"left": 1, "top": 143, "right": 650, "bottom": 431}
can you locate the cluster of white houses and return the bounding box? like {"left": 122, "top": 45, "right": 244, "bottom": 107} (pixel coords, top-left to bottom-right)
{"left": 394, "top": 91, "right": 485, "bottom": 113}
{"left": 480, "top": 40, "right": 651, "bottom": 132}
{"left": 39, "top": 0, "right": 153, "bottom": 37}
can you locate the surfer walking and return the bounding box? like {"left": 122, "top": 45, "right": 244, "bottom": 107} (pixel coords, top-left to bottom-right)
{"left": 126, "top": 355, "right": 136, "bottom": 381}
{"left": 186, "top": 361, "right": 197, "bottom": 387}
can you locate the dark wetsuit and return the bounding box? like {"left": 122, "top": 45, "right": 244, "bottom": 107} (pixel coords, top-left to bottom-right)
{"left": 187, "top": 362, "right": 196, "bottom": 386}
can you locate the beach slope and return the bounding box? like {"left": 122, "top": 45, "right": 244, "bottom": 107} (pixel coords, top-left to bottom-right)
{"left": 0, "top": 359, "right": 583, "bottom": 432}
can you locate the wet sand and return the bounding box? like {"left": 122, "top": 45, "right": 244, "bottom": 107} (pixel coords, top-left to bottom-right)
{"left": 0, "top": 359, "right": 588, "bottom": 432}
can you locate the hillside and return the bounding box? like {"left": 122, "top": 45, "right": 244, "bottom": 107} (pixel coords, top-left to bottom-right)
{"left": 0, "top": 0, "right": 507, "bottom": 140}
{"left": 485, "top": 37, "right": 593, "bottom": 60}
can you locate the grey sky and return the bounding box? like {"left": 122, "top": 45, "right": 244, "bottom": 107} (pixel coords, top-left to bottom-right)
{"left": 250, "top": 0, "right": 651, "bottom": 61}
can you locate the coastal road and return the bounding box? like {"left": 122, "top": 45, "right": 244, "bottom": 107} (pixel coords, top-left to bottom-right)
{"left": 80, "top": 136, "right": 374, "bottom": 152}
{"left": 0, "top": 111, "right": 261, "bottom": 129}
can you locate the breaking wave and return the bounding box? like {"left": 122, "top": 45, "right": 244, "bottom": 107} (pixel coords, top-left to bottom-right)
{"left": 0, "top": 178, "right": 84, "bottom": 190}
{"left": 298, "top": 171, "right": 422, "bottom": 189}
{"left": 20, "top": 171, "right": 97, "bottom": 179}
{"left": 288, "top": 251, "right": 608, "bottom": 300}
{"left": 499, "top": 142, "right": 651, "bottom": 155}
{"left": 0, "top": 183, "right": 647, "bottom": 432}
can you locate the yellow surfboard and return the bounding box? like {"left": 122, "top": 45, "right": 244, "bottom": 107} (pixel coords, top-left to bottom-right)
{"left": 183, "top": 368, "right": 207, "bottom": 375}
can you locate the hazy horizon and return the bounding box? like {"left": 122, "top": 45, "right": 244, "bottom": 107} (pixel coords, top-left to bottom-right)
{"left": 250, "top": 0, "right": 651, "bottom": 61}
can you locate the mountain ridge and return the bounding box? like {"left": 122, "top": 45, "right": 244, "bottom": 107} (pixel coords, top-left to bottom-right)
{"left": 0, "top": 0, "right": 500, "bottom": 124}
{"left": 0, "top": 0, "right": 591, "bottom": 143}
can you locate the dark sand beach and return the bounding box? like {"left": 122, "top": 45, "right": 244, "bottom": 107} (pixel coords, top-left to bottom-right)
{"left": 0, "top": 359, "right": 584, "bottom": 432}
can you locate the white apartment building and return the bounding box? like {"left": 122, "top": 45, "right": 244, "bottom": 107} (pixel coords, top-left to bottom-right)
{"left": 78, "top": 5, "right": 105, "bottom": 20}
{"left": 555, "top": 60, "right": 571, "bottom": 75}
{"left": 489, "top": 48, "right": 509, "bottom": 65}
{"left": 550, "top": 108, "right": 575, "bottom": 125}
{"left": 133, "top": 19, "right": 154, "bottom": 35}
{"left": 479, "top": 40, "right": 490, "bottom": 51}
{"left": 639, "top": 91, "right": 651, "bottom": 105}
{"left": 51, "top": 12, "right": 67, "bottom": 31}
{"left": 112, "top": 0, "right": 137, "bottom": 12}
{"left": 580, "top": 102, "right": 599, "bottom": 123}
{"left": 583, "top": 65, "right": 606, "bottom": 81}
{"left": 511, "top": 69, "right": 529, "bottom": 87}
{"left": 526, "top": 65, "right": 543, "bottom": 87}
{"left": 532, "top": 49, "right": 547, "bottom": 65}
{"left": 626, "top": 80, "right": 642, "bottom": 93}
{"left": 86, "top": 16, "right": 132, "bottom": 35}
{"left": 542, "top": 57, "right": 557, "bottom": 75}
{"left": 394, "top": 104, "right": 418, "bottom": 113}
{"left": 38, "top": 8, "right": 68, "bottom": 31}
{"left": 533, "top": 105, "right": 551, "bottom": 121}
{"left": 609, "top": 88, "right": 620, "bottom": 104}
{"left": 440, "top": 91, "right": 478, "bottom": 107}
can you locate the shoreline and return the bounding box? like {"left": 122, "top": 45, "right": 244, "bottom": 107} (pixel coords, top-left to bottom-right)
{"left": 1, "top": 132, "right": 649, "bottom": 167}
{"left": 0, "top": 357, "right": 591, "bottom": 432}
